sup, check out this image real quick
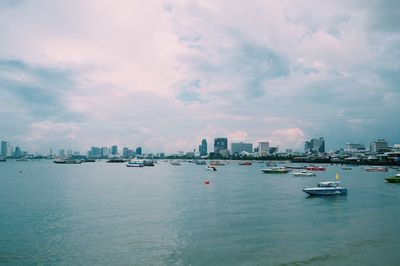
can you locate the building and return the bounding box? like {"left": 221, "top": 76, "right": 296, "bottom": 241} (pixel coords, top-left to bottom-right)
{"left": 89, "top": 147, "right": 102, "bottom": 158}
{"left": 136, "top": 147, "right": 142, "bottom": 156}
{"left": 111, "top": 145, "right": 118, "bottom": 155}
{"left": 214, "top": 138, "right": 228, "bottom": 154}
{"left": 199, "top": 139, "right": 208, "bottom": 156}
{"left": 258, "top": 142, "right": 269, "bottom": 156}
{"left": 305, "top": 137, "right": 325, "bottom": 153}
{"left": 1, "top": 141, "right": 9, "bottom": 157}
{"left": 345, "top": 143, "right": 365, "bottom": 153}
{"left": 14, "top": 146, "right": 22, "bottom": 158}
{"left": 370, "top": 139, "right": 390, "bottom": 154}
{"left": 231, "top": 142, "right": 253, "bottom": 155}
{"left": 102, "top": 147, "right": 110, "bottom": 157}
{"left": 59, "top": 149, "right": 65, "bottom": 157}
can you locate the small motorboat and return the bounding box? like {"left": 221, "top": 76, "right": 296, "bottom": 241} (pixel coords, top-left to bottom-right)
{"left": 261, "top": 167, "right": 290, "bottom": 174}
{"left": 239, "top": 161, "right": 252, "bottom": 165}
{"left": 385, "top": 174, "right": 400, "bottom": 183}
{"left": 206, "top": 165, "right": 217, "bottom": 171}
{"left": 363, "top": 166, "right": 388, "bottom": 172}
{"left": 305, "top": 165, "right": 326, "bottom": 171}
{"left": 293, "top": 170, "right": 316, "bottom": 177}
{"left": 303, "top": 173, "right": 347, "bottom": 196}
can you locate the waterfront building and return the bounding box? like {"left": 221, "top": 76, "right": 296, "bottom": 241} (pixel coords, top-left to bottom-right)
{"left": 231, "top": 142, "right": 253, "bottom": 155}
{"left": 370, "top": 139, "right": 390, "bottom": 154}
{"left": 345, "top": 143, "right": 365, "bottom": 153}
{"left": 305, "top": 137, "right": 325, "bottom": 153}
{"left": 214, "top": 138, "right": 228, "bottom": 154}
{"left": 1, "top": 140, "right": 9, "bottom": 157}
{"left": 59, "top": 149, "right": 65, "bottom": 157}
{"left": 102, "top": 147, "right": 110, "bottom": 157}
{"left": 136, "top": 147, "right": 142, "bottom": 156}
{"left": 89, "top": 147, "right": 102, "bottom": 158}
{"left": 258, "top": 142, "right": 269, "bottom": 156}
{"left": 14, "top": 146, "right": 22, "bottom": 158}
{"left": 111, "top": 145, "right": 118, "bottom": 155}
{"left": 199, "top": 139, "right": 208, "bottom": 156}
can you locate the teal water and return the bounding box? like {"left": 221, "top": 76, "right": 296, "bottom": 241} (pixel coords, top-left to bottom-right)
{"left": 1, "top": 161, "right": 400, "bottom": 265}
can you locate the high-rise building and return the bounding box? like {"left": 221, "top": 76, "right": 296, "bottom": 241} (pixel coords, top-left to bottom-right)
{"left": 1, "top": 141, "right": 9, "bottom": 157}
{"left": 231, "top": 142, "right": 253, "bottom": 154}
{"left": 258, "top": 142, "right": 269, "bottom": 156}
{"left": 89, "top": 147, "right": 102, "bottom": 158}
{"left": 136, "top": 147, "right": 142, "bottom": 156}
{"left": 102, "top": 147, "right": 110, "bottom": 157}
{"left": 111, "top": 145, "right": 118, "bottom": 155}
{"left": 370, "top": 139, "right": 389, "bottom": 154}
{"left": 305, "top": 137, "right": 325, "bottom": 153}
{"left": 214, "top": 138, "right": 228, "bottom": 154}
{"left": 199, "top": 139, "right": 208, "bottom": 156}
{"left": 14, "top": 146, "right": 22, "bottom": 158}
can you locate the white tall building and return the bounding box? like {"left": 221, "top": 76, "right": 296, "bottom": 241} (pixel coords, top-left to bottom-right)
{"left": 258, "top": 142, "right": 269, "bottom": 156}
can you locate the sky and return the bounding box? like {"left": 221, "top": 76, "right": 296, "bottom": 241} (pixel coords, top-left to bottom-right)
{"left": 0, "top": 0, "right": 399, "bottom": 154}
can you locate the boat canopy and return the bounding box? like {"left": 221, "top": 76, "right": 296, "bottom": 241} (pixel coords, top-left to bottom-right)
{"left": 318, "top": 181, "right": 340, "bottom": 187}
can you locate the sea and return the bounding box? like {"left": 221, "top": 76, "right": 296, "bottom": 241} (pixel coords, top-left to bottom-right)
{"left": 1, "top": 160, "right": 400, "bottom": 265}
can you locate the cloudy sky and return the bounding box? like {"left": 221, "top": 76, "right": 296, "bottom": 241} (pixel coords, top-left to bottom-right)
{"left": 0, "top": 0, "right": 399, "bottom": 154}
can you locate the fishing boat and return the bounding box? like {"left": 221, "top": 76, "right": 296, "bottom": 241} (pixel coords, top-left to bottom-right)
{"left": 363, "top": 166, "right": 389, "bottom": 172}
{"left": 385, "top": 174, "right": 400, "bottom": 183}
{"left": 305, "top": 165, "right": 326, "bottom": 171}
{"left": 126, "top": 159, "right": 144, "bottom": 167}
{"left": 303, "top": 173, "right": 347, "bottom": 196}
{"left": 261, "top": 167, "right": 290, "bottom": 174}
{"left": 293, "top": 170, "right": 316, "bottom": 177}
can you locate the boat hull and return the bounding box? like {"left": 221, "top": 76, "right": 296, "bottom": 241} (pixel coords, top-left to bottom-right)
{"left": 385, "top": 177, "right": 400, "bottom": 183}
{"left": 303, "top": 187, "right": 348, "bottom": 195}
{"left": 262, "top": 169, "right": 290, "bottom": 174}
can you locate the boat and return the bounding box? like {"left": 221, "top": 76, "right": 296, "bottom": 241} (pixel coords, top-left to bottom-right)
{"left": 107, "top": 158, "right": 126, "bottom": 163}
{"left": 261, "top": 167, "right": 290, "bottom": 174}
{"left": 126, "top": 159, "right": 144, "bottom": 167}
{"left": 284, "top": 165, "right": 306, "bottom": 169}
{"left": 305, "top": 165, "right": 326, "bottom": 171}
{"left": 143, "top": 160, "right": 155, "bottom": 166}
{"left": 363, "top": 166, "right": 389, "bottom": 172}
{"left": 83, "top": 158, "right": 96, "bottom": 162}
{"left": 209, "top": 161, "right": 225, "bottom": 166}
{"left": 0, "top": 157, "right": 6, "bottom": 162}
{"left": 303, "top": 173, "right": 347, "bottom": 196}
{"left": 342, "top": 167, "right": 352, "bottom": 170}
{"left": 195, "top": 160, "right": 207, "bottom": 165}
{"left": 53, "top": 158, "right": 82, "bottom": 164}
{"left": 385, "top": 173, "right": 400, "bottom": 183}
{"left": 239, "top": 161, "right": 252, "bottom": 165}
{"left": 170, "top": 160, "right": 181, "bottom": 166}
{"left": 293, "top": 170, "right": 316, "bottom": 177}
{"left": 206, "top": 165, "right": 217, "bottom": 171}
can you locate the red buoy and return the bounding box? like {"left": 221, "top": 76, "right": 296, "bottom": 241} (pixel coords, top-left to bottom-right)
{"left": 204, "top": 180, "right": 210, "bottom": 185}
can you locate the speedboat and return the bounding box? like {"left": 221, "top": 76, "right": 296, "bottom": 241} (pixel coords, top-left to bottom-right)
{"left": 385, "top": 174, "right": 400, "bottom": 183}
{"left": 206, "top": 165, "right": 217, "bottom": 171}
{"left": 293, "top": 170, "right": 316, "bottom": 177}
{"left": 126, "top": 159, "right": 144, "bottom": 167}
{"left": 305, "top": 165, "right": 326, "bottom": 171}
{"left": 303, "top": 173, "right": 347, "bottom": 196}
{"left": 363, "top": 166, "right": 388, "bottom": 172}
{"left": 261, "top": 167, "right": 290, "bottom": 174}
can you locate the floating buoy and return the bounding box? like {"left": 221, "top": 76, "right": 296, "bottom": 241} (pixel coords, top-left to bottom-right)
{"left": 204, "top": 180, "right": 210, "bottom": 185}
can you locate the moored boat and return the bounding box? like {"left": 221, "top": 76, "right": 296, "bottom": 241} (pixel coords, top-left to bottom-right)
{"left": 303, "top": 173, "right": 347, "bottom": 196}
{"left": 126, "top": 159, "right": 144, "bottom": 167}
{"left": 293, "top": 170, "right": 316, "bottom": 177}
{"left": 206, "top": 165, "right": 217, "bottom": 171}
{"left": 239, "top": 161, "right": 252, "bottom": 165}
{"left": 53, "top": 158, "right": 82, "bottom": 164}
{"left": 107, "top": 157, "right": 126, "bottom": 163}
{"left": 261, "top": 167, "right": 290, "bottom": 174}
{"left": 305, "top": 165, "right": 326, "bottom": 171}
{"left": 385, "top": 174, "right": 400, "bottom": 183}
{"left": 363, "top": 166, "right": 389, "bottom": 172}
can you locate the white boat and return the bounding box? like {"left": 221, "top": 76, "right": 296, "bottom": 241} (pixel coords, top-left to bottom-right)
{"left": 126, "top": 159, "right": 144, "bottom": 167}
{"left": 303, "top": 173, "right": 347, "bottom": 196}
{"left": 293, "top": 170, "right": 316, "bottom": 177}
{"left": 170, "top": 160, "right": 181, "bottom": 166}
{"left": 261, "top": 167, "right": 290, "bottom": 174}
{"left": 206, "top": 165, "right": 217, "bottom": 171}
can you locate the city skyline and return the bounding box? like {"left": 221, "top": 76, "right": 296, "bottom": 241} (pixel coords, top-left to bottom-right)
{"left": 1, "top": 1, "right": 399, "bottom": 153}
